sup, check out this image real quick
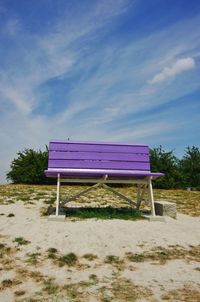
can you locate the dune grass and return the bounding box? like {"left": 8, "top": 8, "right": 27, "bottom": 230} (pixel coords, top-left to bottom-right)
{"left": 63, "top": 207, "right": 142, "bottom": 221}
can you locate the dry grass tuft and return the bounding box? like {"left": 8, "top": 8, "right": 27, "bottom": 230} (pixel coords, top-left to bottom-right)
{"left": 82, "top": 253, "right": 98, "bottom": 261}
{"left": 14, "top": 290, "right": 26, "bottom": 296}
{"left": 98, "top": 277, "right": 153, "bottom": 302}
{"left": 0, "top": 278, "right": 22, "bottom": 290}
{"left": 126, "top": 245, "right": 200, "bottom": 265}
{"left": 162, "top": 285, "right": 200, "bottom": 301}
{"left": 13, "top": 237, "right": 30, "bottom": 246}
{"left": 26, "top": 252, "right": 42, "bottom": 265}
{"left": 58, "top": 252, "right": 78, "bottom": 267}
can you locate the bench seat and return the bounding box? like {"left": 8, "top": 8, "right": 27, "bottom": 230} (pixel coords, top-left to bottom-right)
{"left": 45, "top": 168, "right": 163, "bottom": 179}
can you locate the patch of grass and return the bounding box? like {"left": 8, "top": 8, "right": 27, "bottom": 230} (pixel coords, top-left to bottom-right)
{"left": 110, "top": 277, "right": 153, "bottom": 302}
{"left": 82, "top": 253, "right": 98, "bottom": 261}
{"left": 105, "top": 255, "right": 121, "bottom": 264}
{"left": 65, "top": 207, "right": 142, "bottom": 221}
{"left": 26, "top": 252, "right": 41, "bottom": 265}
{"left": 14, "top": 290, "right": 26, "bottom": 296}
{"left": 63, "top": 277, "right": 99, "bottom": 301}
{"left": 104, "top": 255, "right": 125, "bottom": 271}
{"left": 40, "top": 206, "right": 49, "bottom": 216}
{"left": 162, "top": 285, "right": 200, "bottom": 301}
{"left": 0, "top": 243, "right": 6, "bottom": 249}
{"left": 27, "top": 188, "right": 35, "bottom": 194}
{"left": 13, "top": 237, "right": 30, "bottom": 246}
{"left": 42, "top": 278, "right": 60, "bottom": 295}
{"left": 35, "top": 192, "right": 47, "bottom": 197}
{"left": 0, "top": 278, "right": 21, "bottom": 289}
{"left": 125, "top": 245, "right": 200, "bottom": 264}
{"left": 126, "top": 252, "right": 145, "bottom": 263}
{"left": 29, "top": 270, "right": 45, "bottom": 283}
{"left": 7, "top": 213, "right": 15, "bottom": 217}
{"left": 0, "top": 243, "right": 15, "bottom": 262}
{"left": 47, "top": 247, "right": 58, "bottom": 253}
{"left": 16, "top": 195, "right": 30, "bottom": 202}
{"left": 47, "top": 247, "right": 58, "bottom": 259}
{"left": 89, "top": 274, "right": 98, "bottom": 284}
{"left": 0, "top": 198, "right": 15, "bottom": 205}
{"left": 63, "top": 284, "right": 82, "bottom": 301}
{"left": 97, "top": 286, "right": 112, "bottom": 302}
{"left": 43, "top": 197, "right": 55, "bottom": 205}
{"left": 58, "top": 252, "right": 78, "bottom": 267}
{"left": 1, "top": 279, "right": 13, "bottom": 288}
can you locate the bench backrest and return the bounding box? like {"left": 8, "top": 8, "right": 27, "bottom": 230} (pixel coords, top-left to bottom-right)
{"left": 48, "top": 141, "right": 150, "bottom": 172}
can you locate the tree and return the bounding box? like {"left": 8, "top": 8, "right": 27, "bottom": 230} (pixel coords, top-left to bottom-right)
{"left": 180, "top": 146, "right": 200, "bottom": 189}
{"left": 150, "top": 146, "right": 184, "bottom": 189}
{"left": 7, "top": 147, "right": 49, "bottom": 184}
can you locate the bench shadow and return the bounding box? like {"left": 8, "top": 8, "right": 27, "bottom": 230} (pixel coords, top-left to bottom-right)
{"left": 47, "top": 206, "right": 144, "bottom": 220}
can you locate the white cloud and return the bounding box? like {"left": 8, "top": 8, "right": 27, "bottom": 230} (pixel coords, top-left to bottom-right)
{"left": 149, "top": 57, "right": 195, "bottom": 84}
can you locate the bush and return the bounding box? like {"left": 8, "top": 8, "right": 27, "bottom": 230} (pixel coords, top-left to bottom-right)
{"left": 179, "top": 146, "right": 200, "bottom": 188}
{"left": 7, "top": 147, "right": 49, "bottom": 184}
{"left": 150, "top": 146, "right": 184, "bottom": 189}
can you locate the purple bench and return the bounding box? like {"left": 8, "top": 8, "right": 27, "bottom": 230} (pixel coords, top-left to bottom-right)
{"left": 45, "top": 140, "right": 164, "bottom": 217}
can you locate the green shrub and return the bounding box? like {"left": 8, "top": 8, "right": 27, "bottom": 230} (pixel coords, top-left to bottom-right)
{"left": 7, "top": 147, "right": 49, "bottom": 184}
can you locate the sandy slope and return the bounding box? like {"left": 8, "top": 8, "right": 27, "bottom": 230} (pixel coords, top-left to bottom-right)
{"left": 0, "top": 201, "right": 200, "bottom": 301}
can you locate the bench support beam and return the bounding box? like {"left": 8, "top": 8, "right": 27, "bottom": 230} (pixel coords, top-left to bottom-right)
{"left": 136, "top": 184, "right": 147, "bottom": 210}
{"left": 56, "top": 173, "right": 61, "bottom": 216}
{"left": 59, "top": 175, "right": 138, "bottom": 208}
{"left": 102, "top": 184, "right": 136, "bottom": 207}
{"left": 147, "top": 176, "right": 155, "bottom": 216}
{"left": 54, "top": 175, "right": 156, "bottom": 216}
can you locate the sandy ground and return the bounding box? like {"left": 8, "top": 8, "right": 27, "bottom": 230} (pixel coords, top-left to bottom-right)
{"left": 0, "top": 200, "right": 200, "bottom": 301}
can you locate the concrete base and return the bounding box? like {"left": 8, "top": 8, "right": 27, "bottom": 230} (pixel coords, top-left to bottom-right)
{"left": 48, "top": 214, "right": 66, "bottom": 222}
{"left": 155, "top": 201, "right": 176, "bottom": 219}
{"left": 142, "top": 215, "right": 166, "bottom": 222}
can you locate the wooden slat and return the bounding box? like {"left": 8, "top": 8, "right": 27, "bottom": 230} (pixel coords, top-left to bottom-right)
{"left": 48, "top": 151, "right": 149, "bottom": 162}
{"left": 48, "top": 159, "right": 150, "bottom": 170}
{"left": 49, "top": 142, "right": 149, "bottom": 154}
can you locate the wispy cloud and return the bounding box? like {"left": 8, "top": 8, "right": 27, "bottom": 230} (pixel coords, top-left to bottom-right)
{"left": 0, "top": 0, "right": 130, "bottom": 112}
{"left": 149, "top": 57, "right": 195, "bottom": 84}
{"left": 0, "top": 1, "right": 200, "bottom": 182}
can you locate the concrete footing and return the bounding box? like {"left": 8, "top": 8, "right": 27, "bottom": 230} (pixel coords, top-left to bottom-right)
{"left": 48, "top": 214, "right": 66, "bottom": 222}
{"left": 155, "top": 201, "right": 177, "bottom": 219}
{"left": 142, "top": 215, "right": 166, "bottom": 222}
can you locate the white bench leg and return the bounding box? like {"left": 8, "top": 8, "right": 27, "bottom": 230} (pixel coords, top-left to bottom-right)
{"left": 136, "top": 184, "right": 147, "bottom": 210}
{"left": 56, "top": 173, "right": 60, "bottom": 216}
{"left": 136, "top": 184, "right": 141, "bottom": 210}
{"left": 147, "top": 176, "right": 155, "bottom": 216}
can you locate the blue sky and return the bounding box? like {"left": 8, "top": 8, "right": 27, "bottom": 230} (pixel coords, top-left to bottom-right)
{"left": 0, "top": 0, "right": 200, "bottom": 183}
